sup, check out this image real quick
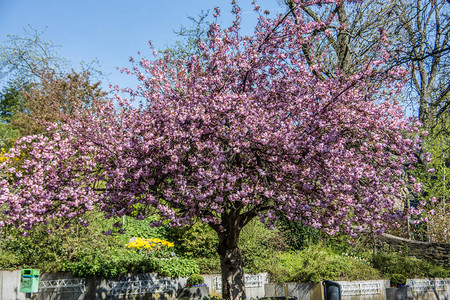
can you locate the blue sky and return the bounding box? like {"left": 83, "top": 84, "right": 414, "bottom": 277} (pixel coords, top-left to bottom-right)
{"left": 0, "top": 0, "right": 284, "bottom": 90}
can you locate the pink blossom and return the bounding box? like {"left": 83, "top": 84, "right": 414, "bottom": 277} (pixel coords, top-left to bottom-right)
{"left": 0, "top": 0, "right": 422, "bottom": 248}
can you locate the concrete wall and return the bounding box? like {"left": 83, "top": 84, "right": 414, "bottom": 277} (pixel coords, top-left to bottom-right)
{"left": 1, "top": 270, "right": 448, "bottom": 300}
{"left": 378, "top": 233, "right": 450, "bottom": 266}
{"left": 265, "top": 280, "right": 389, "bottom": 300}
{"left": 265, "top": 279, "right": 450, "bottom": 300}
{"left": 407, "top": 278, "right": 450, "bottom": 300}
{"left": 265, "top": 282, "right": 322, "bottom": 300}
{"left": 338, "top": 280, "right": 389, "bottom": 300}
{"left": 0, "top": 271, "right": 268, "bottom": 300}
{"left": 0, "top": 271, "right": 186, "bottom": 300}
{"left": 201, "top": 273, "right": 268, "bottom": 299}
{"left": 0, "top": 271, "right": 26, "bottom": 300}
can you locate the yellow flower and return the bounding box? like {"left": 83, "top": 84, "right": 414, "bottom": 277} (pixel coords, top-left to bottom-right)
{"left": 126, "top": 237, "right": 175, "bottom": 256}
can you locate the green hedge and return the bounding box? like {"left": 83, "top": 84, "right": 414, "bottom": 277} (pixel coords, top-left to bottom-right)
{"left": 63, "top": 251, "right": 199, "bottom": 278}
{"left": 372, "top": 253, "right": 450, "bottom": 279}
{"left": 268, "top": 245, "right": 382, "bottom": 283}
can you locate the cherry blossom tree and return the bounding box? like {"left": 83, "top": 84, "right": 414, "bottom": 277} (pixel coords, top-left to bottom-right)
{"left": 0, "top": 1, "right": 425, "bottom": 299}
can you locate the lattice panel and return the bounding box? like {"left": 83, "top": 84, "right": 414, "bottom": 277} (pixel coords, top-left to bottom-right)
{"left": 214, "top": 274, "right": 264, "bottom": 290}
{"left": 108, "top": 279, "right": 177, "bottom": 296}
{"left": 245, "top": 275, "right": 265, "bottom": 288}
{"left": 409, "top": 279, "right": 448, "bottom": 292}
{"left": 340, "top": 282, "right": 382, "bottom": 296}
{"left": 38, "top": 279, "right": 85, "bottom": 293}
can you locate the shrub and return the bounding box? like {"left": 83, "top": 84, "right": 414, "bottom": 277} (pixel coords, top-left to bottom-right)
{"left": 120, "top": 215, "right": 169, "bottom": 243}
{"left": 155, "top": 258, "right": 200, "bottom": 278}
{"left": 275, "top": 214, "right": 321, "bottom": 250}
{"left": 268, "top": 245, "right": 382, "bottom": 283}
{"left": 372, "top": 253, "right": 450, "bottom": 279}
{"left": 62, "top": 251, "right": 157, "bottom": 278}
{"left": 0, "top": 250, "right": 22, "bottom": 270}
{"left": 390, "top": 274, "right": 406, "bottom": 287}
{"left": 164, "top": 221, "right": 218, "bottom": 258}
{"left": 239, "top": 218, "right": 289, "bottom": 273}
{"left": 195, "top": 257, "right": 221, "bottom": 274}
{"left": 62, "top": 249, "right": 200, "bottom": 279}
{"left": 187, "top": 274, "right": 204, "bottom": 286}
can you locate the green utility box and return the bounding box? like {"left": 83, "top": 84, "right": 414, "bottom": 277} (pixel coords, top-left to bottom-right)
{"left": 20, "top": 269, "right": 40, "bottom": 293}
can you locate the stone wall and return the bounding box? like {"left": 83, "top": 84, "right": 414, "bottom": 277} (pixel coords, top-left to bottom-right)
{"left": 377, "top": 233, "right": 450, "bottom": 266}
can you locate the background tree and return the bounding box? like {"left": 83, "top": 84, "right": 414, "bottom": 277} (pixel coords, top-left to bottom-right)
{"left": 279, "top": 0, "right": 449, "bottom": 242}
{"left": 393, "top": 0, "right": 450, "bottom": 126}
{"left": 0, "top": 2, "right": 425, "bottom": 299}
{"left": 393, "top": 0, "right": 450, "bottom": 241}
{"left": 0, "top": 27, "right": 107, "bottom": 152}
{"left": 9, "top": 70, "right": 106, "bottom": 136}
{"left": 0, "top": 27, "right": 67, "bottom": 149}
{"left": 165, "top": 10, "right": 211, "bottom": 60}
{"left": 0, "top": 81, "right": 24, "bottom": 150}
{"left": 280, "top": 0, "right": 402, "bottom": 78}
{"left": 0, "top": 26, "right": 67, "bottom": 85}
{"left": 409, "top": 125, "right": 450, "bottom": 242}
{"left": 280, "top": 0, "right": 449, "bottom": 112}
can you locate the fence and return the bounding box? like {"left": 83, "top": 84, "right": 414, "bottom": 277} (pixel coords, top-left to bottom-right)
{"left": 407, "top": 278, "right": 450, "bottom": 300}
{"left": 265, "top": 280, "right": 389, "bottom": 300}
{"left": 0, "top": 270, "right": 448, "bottom": 300}
{"left": 0, "top": 271, "right": 186, "bottom": 300}
{"left": 202, "top": 273, "right": 268, "bottom": 298}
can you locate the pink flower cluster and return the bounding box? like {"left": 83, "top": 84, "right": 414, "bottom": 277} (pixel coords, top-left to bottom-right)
{"left": 0, "top": 0, "right": 423, "bottom": 236}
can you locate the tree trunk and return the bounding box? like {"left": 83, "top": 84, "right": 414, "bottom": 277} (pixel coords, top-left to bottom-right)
{"left": 218, "top": 241, "right": 246, "bottom": 300}
{"left": 212, "top": 208, "right": 255, "bottom": 299}
{"left": 372, "top": 230, "right": 378, "bottom": 256}
{"left": 216, "top": 221, "right": 246, "bottom": 300}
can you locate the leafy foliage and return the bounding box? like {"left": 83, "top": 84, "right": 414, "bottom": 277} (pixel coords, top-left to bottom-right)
{"left": 194, "top": 257, "right": 221, "bottom": 274}
{"left": 8, "top": 70, "right": 106, "bottom": 136}
{"left": 156, "top": 258, "right": 200, "bottom": 278}
{"left": 268, "top": 245, "right": 382, "bottom": 283}
{"left": 0, "top": 125, "right": 20, "bottom": 151}
{"left": 63, "top": 252, "right": 199, "bottom": 279}
{"left": 390, "top": 274, "right": 407, "bottom": 287}
{"left": 0, "top": 211, "right": 201, "bottom": 278}
{"left": 276, "top": 213, "right": 322, "bottom": 250}
{"left": 0, "top": 210, "right": 122, "bottom": 272}
{"left": 165, "top": 218, "right": 289, "bottom": 273}
{"left": 187, "top": 274, "right": 205, "bottom": 286}
{"left": 239, "top": 218, "right": 289, "bottom": 273}
{"left": 372, "top": 252, "right": 450, "bottom": 279}
{"left": 121, "top": 215, "right": 169, "bottom": 241}
{"left": 1, "top": 212, "right": 447, "bottom": 282}
{"left": 409, "top": 129, "right": 450, "bottom": 242}
{"left": 0, "top": 80, "right": 28, "bottom": 123}
{"left": 165, "top": 221, "right": 218, "bottom": 259}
